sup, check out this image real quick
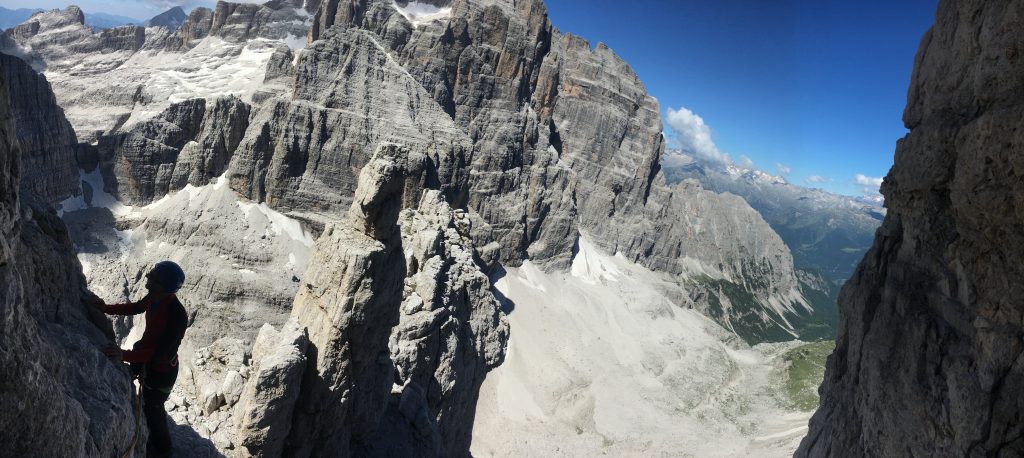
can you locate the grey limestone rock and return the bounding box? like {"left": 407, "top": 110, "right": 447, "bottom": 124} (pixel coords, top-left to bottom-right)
{"left": 0, "top": 6, "right": 144, "bottom": 74}
{"left": 165, "top": 1, "right": 312, "bottom": 52}
{"left": 275, "top": 144, "right": 506, "bottom": 457}
{"left": 798, "top": 0, "right": 1024, "bottom": 455}
{"left": 0, "top": 52, "right": 80, "bottom": 204}
{"left": 0, "top": 53, "right": 139, "bottom": 458}
{"left": 168, "top": 7, "right": 216, "bottom": 51}
{"left": 234, "top": 320, "right": 309, "bottom": 457}
{"left": 98, "top": 25, "right": 146, "bottom": 52}
{"left": 285, "top": 144, "right": 426, "bottom": 456}
{"left": 667, "top": 179, "right": 813, "bottom": 342}
{"left": 263, "top": 45, "right": 296, "bottom": 83}
{"left": 228, "top": 26, "right": 472, "bottom": 216}
{"left": 98, "top": 96, "right": 250, "bottom": 205}
{"left": 382, "top": 189, "right": 509, "bottom": 456}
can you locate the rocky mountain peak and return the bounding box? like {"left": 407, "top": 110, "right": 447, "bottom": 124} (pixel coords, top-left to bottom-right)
{"left": 346, "top": 143, "right": 430, "bottom": 240}
{"left": 146, "top": 6, "right": 187, "bottom": 31}
{"left": 61, "top": 5, "right": 85, "bottom": 25}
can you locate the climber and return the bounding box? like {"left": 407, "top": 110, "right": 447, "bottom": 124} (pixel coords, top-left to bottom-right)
{"left": 92, "top": 261, "right": 188, "bottom": 458}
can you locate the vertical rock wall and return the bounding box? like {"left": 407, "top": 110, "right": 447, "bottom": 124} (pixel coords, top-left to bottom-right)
{"left": 0, "top": 50, "right": 139, "bottom": 458}
{"left": 798, "top": 0, "right": 1024, "bottom": 455}
{"left": 0, "top": 52, "right": 79, "bottom": 204}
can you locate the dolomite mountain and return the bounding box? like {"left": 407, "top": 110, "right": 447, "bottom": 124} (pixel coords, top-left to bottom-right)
{"left": 1, "top": 0, "right": 829, "bottom": 344}
{"left": 798, "top": 0, "right": 1024, "bottom": 455}
{"left": 8, "top": 0, "right": 1011, "bottom": 456}
{"left": 664, "top": 150, "right": 884, "bottom": 284}
{"left": 663, "top": 152, "right": 889, "bottom": 340}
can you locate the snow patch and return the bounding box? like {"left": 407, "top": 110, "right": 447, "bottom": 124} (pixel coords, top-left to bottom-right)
{"left": 570, "top": 236, "right": 622, "bottom": 284}
{"left": 284, "top": 33, "right": 307, "bottom": 50}
{"left": 391, "top": 1, "right": 451, "bottom": 27}
{"left": 236, "top": 201, "right": 315, "bottom": 248}
{"left": 58, "top": 168, "right": 131, "bottom": 216}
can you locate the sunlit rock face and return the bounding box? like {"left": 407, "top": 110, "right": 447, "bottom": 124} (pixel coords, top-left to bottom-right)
{"left": 798, "top": 0, "right": 1024, "bottom": 455}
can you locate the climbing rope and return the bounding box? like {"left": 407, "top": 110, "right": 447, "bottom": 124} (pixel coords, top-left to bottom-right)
{"left": 121, "top": 373, "right": 144, "bottom": 458}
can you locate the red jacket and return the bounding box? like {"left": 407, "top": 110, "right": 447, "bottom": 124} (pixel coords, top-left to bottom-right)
{"left": 105, "top": 294, "right": 188, "bottom": 372}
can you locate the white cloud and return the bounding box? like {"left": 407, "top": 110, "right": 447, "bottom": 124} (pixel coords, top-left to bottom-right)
{"left": 665, "top": 106, "right": 730, "bottom": 165}
{"left": 660, "top": 150, "right": 694, "bottom": 168}
{"left": 854, "top": 173, "right": 884, "bottom": 188}
{"left": 854, "top": 174, "right": 885, "bottom": 198}
{"left": 805, "top": 175, "right": 828, "bottom": 184}
{"left": 776, "top": 163, "right": 791, "bottom": 176}
{"left": 738, "top": 155, "right": 755, "bottom": 169}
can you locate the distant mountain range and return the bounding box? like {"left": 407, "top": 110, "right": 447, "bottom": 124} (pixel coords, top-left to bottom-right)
{"left": 145, "top": 6, "right": 187, "bottom": 31}
{"left": 83, "top": 11, "right": 142, "bottom": 29}
{"left": 0, "top": 6, "right": 145, "bottom": 31}
{"left": 0, "top": 6, "right": 42, "bottom": 30}
{"left": 663, "top": 150, "right": 884, "bottom": 283}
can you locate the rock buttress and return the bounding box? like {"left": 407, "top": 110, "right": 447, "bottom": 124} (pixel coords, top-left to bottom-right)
{"left": 798, "top": 0, "right": 1024, "bottom": 455}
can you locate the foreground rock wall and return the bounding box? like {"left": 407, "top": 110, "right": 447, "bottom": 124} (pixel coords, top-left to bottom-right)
{"left": 798, "top": 0, "right": 1024, "bottom": 455}
{"left": 0, "top": 50, "right": 138, "bottom": 458}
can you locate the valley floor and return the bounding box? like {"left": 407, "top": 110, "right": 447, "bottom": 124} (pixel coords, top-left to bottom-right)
{"left": 472, "top": 237, "right": 822, "bottom": 457}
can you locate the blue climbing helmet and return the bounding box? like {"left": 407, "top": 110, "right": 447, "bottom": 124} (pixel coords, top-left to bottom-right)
{"left": 151, "top": 260, "right": 185, "bottom": 294}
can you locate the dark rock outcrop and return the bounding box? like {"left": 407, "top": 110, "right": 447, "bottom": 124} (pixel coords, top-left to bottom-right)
{"left": 146, "top": 6, "right": 188, "bottom": 31}
{"left": 0, "top": 52, "right": 79, "bottom": 204}
{"left": 98, "top": 96, "right": 250, "bottom": 204}
{"left": 0, "top": 45, "right": 137, "bottom": 458}
{"left": 798, "top": 0, "right": 1024, "bottom": 455}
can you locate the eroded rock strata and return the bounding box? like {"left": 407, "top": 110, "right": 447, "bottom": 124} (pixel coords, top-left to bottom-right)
{"left": 798, "top": 0, "right": 1024, "bottom": 455}
{"left": 0, "top": 50, "right": 138, "bottom": 457}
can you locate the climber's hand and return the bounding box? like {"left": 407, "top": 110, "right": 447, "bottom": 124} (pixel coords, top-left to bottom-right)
{"left": 102, "top": 344, "right": 122, "bottom": 360}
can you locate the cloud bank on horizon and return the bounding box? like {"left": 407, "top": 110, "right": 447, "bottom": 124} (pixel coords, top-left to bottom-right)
{"left": 663, "top": 104, "right": 888, "bottom": 199}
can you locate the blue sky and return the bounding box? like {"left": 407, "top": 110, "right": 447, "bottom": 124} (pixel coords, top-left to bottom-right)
{"left": 546, "top": 0, "right": 938, "bottom": 197}
{"left": 4, "top": 0, "right": 938, "bottom": 196}
{"left": 0, "top": 0, "right": 219, "bottom": 19}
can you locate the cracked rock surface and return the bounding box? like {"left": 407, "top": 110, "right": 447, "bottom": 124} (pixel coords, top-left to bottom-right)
{"left": 798, "top": 0, "right": 1024, "bottom": 455}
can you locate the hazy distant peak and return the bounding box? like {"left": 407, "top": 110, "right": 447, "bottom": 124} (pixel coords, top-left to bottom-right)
{"left": 146, "top": 6, "right": 187, "bottom": 31}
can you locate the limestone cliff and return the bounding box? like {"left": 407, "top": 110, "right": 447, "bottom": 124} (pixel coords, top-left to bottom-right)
{"left": 277, "top": 144, "right": 507, "bottom": 457}
{"left": 0, "top": 52, "right": 79, "bottom": 204}
{"left": 0, "top": 47, "right": 139, "bottom": 457}
{"left": 798, "top": 0, "right": 1024, "bottom": 455}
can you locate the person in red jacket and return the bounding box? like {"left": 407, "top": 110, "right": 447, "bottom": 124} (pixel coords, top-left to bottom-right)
{"left": 94, "top": 261, "right": 188, "bottom": 458}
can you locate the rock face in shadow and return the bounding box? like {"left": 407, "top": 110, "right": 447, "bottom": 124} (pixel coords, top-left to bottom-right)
{"left": 231, "top": 144, "right": 508, "bottom": 457}
{"left": 97, "top": 96, "right": 251, "bottom": 205}
{"left": 0, "top": 52, "right": 79, "bottom": 204}
{"left": 379, "top": 188, "right": 508, "bottom": 456}
{"left": 798, "top": 0, "right": 1024, "bottom": 455}
{"left": 0, "top": 48, "right": 138, "bottom": 457}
